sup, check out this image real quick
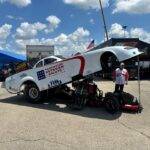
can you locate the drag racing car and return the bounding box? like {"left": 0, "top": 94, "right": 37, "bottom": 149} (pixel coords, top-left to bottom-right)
{"left": 5, "top": 46, "right": 142, "bottom": 105}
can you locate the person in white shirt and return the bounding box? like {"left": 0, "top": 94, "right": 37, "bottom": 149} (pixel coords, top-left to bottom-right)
{"left": 112, "top": 63, "right": 129, "bottom": 92}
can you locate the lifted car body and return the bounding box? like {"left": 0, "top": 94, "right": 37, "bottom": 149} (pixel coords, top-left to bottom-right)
{"left": 5, "top": 46, "right": 142, "bottom": 97}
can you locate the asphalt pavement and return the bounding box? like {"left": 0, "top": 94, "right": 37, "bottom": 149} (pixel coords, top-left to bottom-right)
{"left": 0, "top": 80, "right": 150, "bottom": 150}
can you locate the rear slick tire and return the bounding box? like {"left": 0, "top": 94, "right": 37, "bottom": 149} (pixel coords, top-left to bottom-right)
{"left": 104, "top": 92, "right": 120, "bottom": 114}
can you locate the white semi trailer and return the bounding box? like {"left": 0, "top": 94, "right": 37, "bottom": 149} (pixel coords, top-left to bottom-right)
{"left": 26, "top": 45, "right": 55, "bottom": 67}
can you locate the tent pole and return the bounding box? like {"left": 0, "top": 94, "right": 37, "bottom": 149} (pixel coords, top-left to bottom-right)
{"left": 137, "top": 56, "right": 141, "bottom": 103}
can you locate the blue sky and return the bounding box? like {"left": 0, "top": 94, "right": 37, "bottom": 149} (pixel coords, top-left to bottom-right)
{"left": 0, "top": 0, "right": 150, "bottom": 55}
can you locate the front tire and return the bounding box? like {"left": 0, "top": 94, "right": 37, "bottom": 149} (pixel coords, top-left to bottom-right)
{"left": 24, "top": 84, "right": 41, "bottom": 103}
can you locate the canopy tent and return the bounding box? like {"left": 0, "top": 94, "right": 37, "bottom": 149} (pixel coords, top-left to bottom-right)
{"left": 0, "top": 50, "right": 26, "bottom": 65}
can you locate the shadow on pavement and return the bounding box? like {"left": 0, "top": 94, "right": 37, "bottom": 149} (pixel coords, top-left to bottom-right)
{"left": 0, "top": 94, "right": 122, "bottom": 120}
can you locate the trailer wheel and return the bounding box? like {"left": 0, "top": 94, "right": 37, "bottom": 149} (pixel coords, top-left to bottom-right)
{"left": 24, "top": 83, "right": 41, "bottom": 103}
{"left": 104, "top": 92, "right": 120, "bottom": 114}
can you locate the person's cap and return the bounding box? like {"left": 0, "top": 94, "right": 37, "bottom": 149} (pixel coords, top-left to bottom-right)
{"left": 120, "top": 62, "right": 125, "bottom": 66}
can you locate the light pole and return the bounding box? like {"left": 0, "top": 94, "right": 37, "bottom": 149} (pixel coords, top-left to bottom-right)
{"left": 98, "top": 0, "right": 109, "bottom": 41}
{"left": 122, "top": 25, "right": 127, "bottom": 38}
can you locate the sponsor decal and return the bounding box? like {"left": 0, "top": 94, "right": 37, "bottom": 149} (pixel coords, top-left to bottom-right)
{"left": 37, "top": 63, "right": 64, "bottom": 80}
{"left": 37, "top": 70, "right": 46, "bottom": 80}
{"left": 45, "top": 63, "right": 65, "bottom": 77}
{"left": 48, "top": 79, "right": 62, "bottom": 88}
{"left": 36, "top": 56, "right": 85, "bottom": 81}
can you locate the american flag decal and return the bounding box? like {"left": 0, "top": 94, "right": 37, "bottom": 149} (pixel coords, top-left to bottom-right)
{"left": 37, "top": 70, "right": 46, "bottom": 80}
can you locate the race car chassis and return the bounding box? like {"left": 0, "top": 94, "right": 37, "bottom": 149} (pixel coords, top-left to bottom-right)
{"left": 69, "top": 79, "right": 143, "bottom": 114}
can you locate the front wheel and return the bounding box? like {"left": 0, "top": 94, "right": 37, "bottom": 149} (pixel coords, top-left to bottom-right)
{"left": 24, "top": 84, "right": 41, "bottom": 103}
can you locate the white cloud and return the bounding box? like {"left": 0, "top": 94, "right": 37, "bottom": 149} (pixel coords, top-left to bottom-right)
{"left": 0, "top": 24, "right": 12, "bottom": 40}
{"left": 15, "top": 22, "right": 46, "bottom": 39}
{"left": 45, "top": 15, "right": 61, "bottom": 33}
{"left": 15, "top": 38, "right": 40, "bottom": 51}
{"left": 6, "top": 15, "right": 15, "bottom": 19}
{"left": 63, "top": 0, "right": 109, "bottom": 10}
{"left": 6, "top": 15, "right": 23, "bottom": 21}
{"left": 0, "top": 0, "right": 31, "bottom": 7}
{"left": 87, "top": 12, "right": 92, "bottom": 15}
{"left": 109, "top": 23, "right": 129, "bottom": 38}
{"left": 15, "top": 16, "right": 61, "bottom": 39}
{"left": 68, "top": 27, "right": 90, "bottom": 42}
{"left": 54, "top": 33, "right": 68, "bottom": 44}
{"left": 130, "top": 28, "right": 150, "bottom": 43}
{"left": 109, "top": 23, "right": 150, "bottom": 43}
{"left": 0, "top": 24, "right": 12, "bottom": 49}
{"left": 89, "top": 18, "right": 95, "bottom": 24}
{"left": 70, "top": 14, "right": 74, "bottom": 18}
{"left": 64, "top": 0, "right": 150, "bottom": 14}
{"left": 113, "top": 0, "right": 150, "bottom": 14}
{"left": 15, "top": 27, "right": 91, "bottom": 56}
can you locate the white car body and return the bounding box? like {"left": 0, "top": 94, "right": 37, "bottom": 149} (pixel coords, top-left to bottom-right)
{"left": 5, "top": 46, "right": 142, "bottom": 94}
{"left": 33, "top": 56, "right": 62, "bottom": 69}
